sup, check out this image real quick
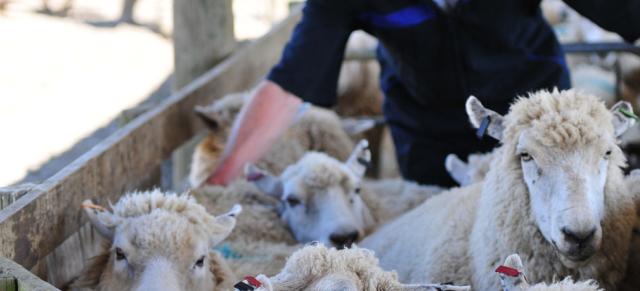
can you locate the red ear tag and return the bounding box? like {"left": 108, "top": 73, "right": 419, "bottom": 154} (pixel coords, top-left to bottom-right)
{"left": 495, "top": 265, "right": 520, "bottom": 277}
{"left": 244, "top": 276, "right": 262, "bottom": 288}
{"left": 246, "top": 172, "right": 264, "bottom": 181}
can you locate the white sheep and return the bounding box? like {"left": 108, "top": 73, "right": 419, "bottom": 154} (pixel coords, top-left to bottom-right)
{"left": 247, "top": 244, "right": 470, "bottom": 291}
{"left": 245, "top": 140, "right": 444, "bottom": 248}
{"left": 73, "top": 190, "right": 241, "bottom": 291}
{"left": 190, "top": 91, "right": 357, "bottom": 188}
{"left": 362, "top": 89, "right": 638, "bottom": 290}
{"left": 496, "top": 254, "right": 602, "bottom": 291}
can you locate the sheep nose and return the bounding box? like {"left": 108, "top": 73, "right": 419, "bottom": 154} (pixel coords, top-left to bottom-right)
{"left": 561, "top": 227, "right": 596, "bottom": 246}
{"left": 330, "top": 231, "right": 359, "bottom": 249}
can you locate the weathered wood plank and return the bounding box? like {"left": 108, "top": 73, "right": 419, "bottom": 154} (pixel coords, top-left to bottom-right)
{"left": 0, "top": 257, "right": 59, "bottom": 290}
{"left": 0, "top": 8, "right": 301, "bottom": 280}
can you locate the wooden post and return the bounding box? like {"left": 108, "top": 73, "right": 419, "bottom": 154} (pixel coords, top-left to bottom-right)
{"left": 173, "top": 0, "right": 235, "bottom": 89}
{"left": 172, "top": 0, "right": 236, "bottom": 188}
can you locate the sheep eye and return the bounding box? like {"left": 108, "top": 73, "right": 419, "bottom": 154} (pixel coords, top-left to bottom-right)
{"left": 286, "top": 196, "right": 301, "bottom": 207}
{"left": 354, "top": 187, "right": 361, "bottom": 194}
{"left": 194, "top": 256, "right": 205, "bottom": 268}
{"left": 520, "top": 152, "right": 533, "bottom": 162}
{"left": 604, "top": 150, "right": 612, "bottom": 159}
{"left": 115, "top": 248, "right": 126, "bottom": 261}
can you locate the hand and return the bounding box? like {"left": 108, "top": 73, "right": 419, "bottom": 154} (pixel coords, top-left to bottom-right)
{"left": 206, "top": 158, "right": 240, "bottom": 186}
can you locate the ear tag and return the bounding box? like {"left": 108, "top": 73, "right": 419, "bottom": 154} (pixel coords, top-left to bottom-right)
{"left": 234, "top": 276, "right": 262, "bottom": 291}
{"left": 619, "top": 108, "right": 640, "bottom": 121}
{"left": 476, "top": 116, "right": 491, "bottom": 139}
{"left": 357, "top": 157, "right": 371, "bottom": 167}
{"left": 495, "top": 265, "right": 520, "bottom": 277}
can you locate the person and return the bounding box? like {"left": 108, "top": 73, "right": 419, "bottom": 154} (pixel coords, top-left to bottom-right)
{"left": 208, "top": 0, "right": 640, "bottom": 187}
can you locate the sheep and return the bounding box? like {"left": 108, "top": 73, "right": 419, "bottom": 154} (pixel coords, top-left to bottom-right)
{"left": 73, "top": 190, "right": 241, "bottom": 291}
{"left": 245, "top": 140, "right": 444, "bottom": 248}
{"left": 496, "top": 254, "right": 602, "bottom": 291}
{"left": 361, "top": 89, "right": 638, "bottom": 290}
{"left": 190, "top": 91, "right": 356, "bottom": 187}
{"left": 247, "top": 244, "right": 470, "bottom": 291}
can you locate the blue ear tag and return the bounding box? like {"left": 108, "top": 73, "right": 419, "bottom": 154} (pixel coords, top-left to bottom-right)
{"left": 357, "top": 157, "right": 371, "bottom": 167}
{"left": 476, "top": 116, "right": 491, "bottom": 139}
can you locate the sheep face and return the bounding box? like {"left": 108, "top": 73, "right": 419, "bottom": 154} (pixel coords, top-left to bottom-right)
{"left": 515, "top": 129, "right": 611, "bottom": 263}
{"left": 106, "top": 215, "right": 215, "bottom": 291}
{"left": 81, "top": 192, "right": 241, "bottom": 291}
{"left": 247, "top": 141, "right": 375, "bottom": 248}
{"left": 279, "top": 164, "right": 371, "bottom": 248}
{"left": 466, "top": 92, "right": 636, "bottom": 267}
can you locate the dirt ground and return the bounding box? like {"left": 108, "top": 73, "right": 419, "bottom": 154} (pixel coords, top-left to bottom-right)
{"left": 0, "top": 0, "right": 289, "bottom": 187}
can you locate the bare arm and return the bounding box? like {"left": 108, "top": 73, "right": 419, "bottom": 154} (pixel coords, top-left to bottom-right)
{"left": 207, "top": 80, "right": 302, "bottom": 185}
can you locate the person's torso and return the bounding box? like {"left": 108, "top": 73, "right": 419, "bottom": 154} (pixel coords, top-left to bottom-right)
{"left": 349, "top": 0, "right": 569, "bottom": 133}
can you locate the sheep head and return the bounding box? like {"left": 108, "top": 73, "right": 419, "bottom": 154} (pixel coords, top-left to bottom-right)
{"left": 466, "top": 90, "right": 635, "bottom": 267}
{"left": 245, "top": 140, "right": 375, "bottom": 249}
{"left": 252, "top": 244, "right": 470, "bottom": 291}
{"left": 81, "top": 190, "right": 241, "bottom": 291}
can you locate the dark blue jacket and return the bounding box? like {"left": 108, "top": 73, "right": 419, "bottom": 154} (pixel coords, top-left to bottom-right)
{"left": 268, "top": 0, "right": 640, "bottom": 186}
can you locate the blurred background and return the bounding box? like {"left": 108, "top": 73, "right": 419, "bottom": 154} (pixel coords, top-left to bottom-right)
{"left": 2, "top": 0, "right": 640, "bottom": 189}
{"left": 0, "top": 0, "right": 298, "bottom": 187}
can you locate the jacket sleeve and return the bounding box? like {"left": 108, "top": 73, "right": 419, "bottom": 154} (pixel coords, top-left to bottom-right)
{"left": 562, "top": 0, "right": 640, "bottom": 43}
{"left": 267, "top": 0, "right": 356, "bottom": 107}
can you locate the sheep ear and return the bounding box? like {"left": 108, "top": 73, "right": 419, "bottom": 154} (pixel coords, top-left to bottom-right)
{"left": 465, "top": 96, "right": 505, "bottom": 140}
{"left": 399, "top": 284, "right": 471, "bottom": 291}
{"left": 340, "top": 117, "right": 384, "bottom": 136}
{"left": 345, "top": 140, "right": 371, "bottom": 178}
{"left": 610, "top": 101, "right": 636, "bottom": 137}
{"left": 211, "top": 204, "right": 242, "bottom": 245}
{"left": 194, "top": 105, "right": 219, "bottom": 130}
{"left": 82, "top": 199, "right": 118, "bottom": 240}
{"left": 244, "top": 164, "right": 284, "bottom": 199}
{"left": 445, "top": 154, "right": 472, "bottom": 186}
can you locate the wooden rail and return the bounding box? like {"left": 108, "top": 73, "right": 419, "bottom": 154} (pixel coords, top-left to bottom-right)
{"left": 0, "top": 9, "right": 301, "bottom": 286}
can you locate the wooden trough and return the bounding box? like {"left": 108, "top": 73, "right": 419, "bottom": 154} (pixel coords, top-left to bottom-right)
{"left": 0, "top": 8, "right": 302, "bottom": 289}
